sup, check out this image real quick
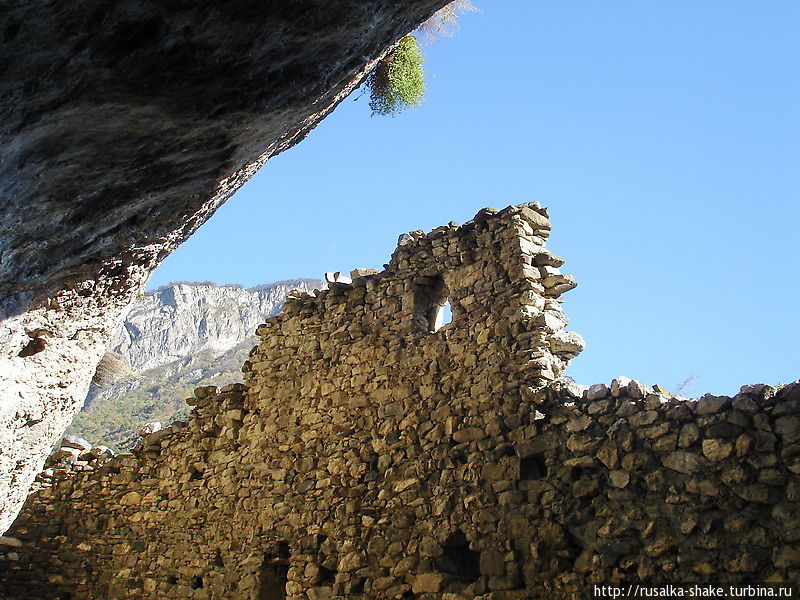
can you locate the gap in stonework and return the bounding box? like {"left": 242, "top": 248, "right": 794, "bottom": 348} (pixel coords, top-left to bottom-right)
{"left": 433, "top": 300, "right": 454, "bottom": 331}
{"left": 520, "top": 454, "right": 547, "bottom": 480}
{"left": 436, "top": 530, "right": 480, "bottom": 583}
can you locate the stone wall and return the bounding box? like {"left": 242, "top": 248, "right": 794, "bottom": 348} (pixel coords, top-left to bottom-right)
{"left": 2, "top": 205, "right": 799, "bottom": 599}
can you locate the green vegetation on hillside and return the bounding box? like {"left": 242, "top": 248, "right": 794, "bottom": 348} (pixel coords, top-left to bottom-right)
{"left": 68, "top": 390, "right": 192, "bottom": 453}
{"left": 67, "top": 341, "right": 253, "bottom": 453}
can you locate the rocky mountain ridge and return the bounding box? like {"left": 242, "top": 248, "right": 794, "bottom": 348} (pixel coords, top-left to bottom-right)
{"left": 117, "top": 280, "right": 320, "bottom": 372}
{"left": 69, "top": 279, "right": 321, "bottom": 450}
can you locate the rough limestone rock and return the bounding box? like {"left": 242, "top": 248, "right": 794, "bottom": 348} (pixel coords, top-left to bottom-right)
{"left": 116, "top": 280, "right": 322, "bottom": 372}
{"left": 0, "top": 0, "right": 449, "bottom": 534}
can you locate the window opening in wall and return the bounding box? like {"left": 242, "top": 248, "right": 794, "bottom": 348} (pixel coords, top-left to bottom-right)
{"left": 413, "top": 274, "right": 454, "bottom": 333}
{"left": 437, "top": 300, "right": 453, "bottom": 330}
{"left": 258, "top": 551, "right": 289, "bottom": 600}
{"left": 436, "top": 530, "right": 480, "bottom": 583}
{"left": 520, "top": 454, "right": 547, "bottom": 480}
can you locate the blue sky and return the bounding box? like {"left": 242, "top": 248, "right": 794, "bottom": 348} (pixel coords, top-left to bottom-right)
{"left": 149, "top": 1, "right": 799, "bottom": 397}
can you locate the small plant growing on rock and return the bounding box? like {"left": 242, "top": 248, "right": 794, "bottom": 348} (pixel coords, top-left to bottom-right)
{"left": 366, "top": 35, "right": 425, "bottom": 116}
{"left": 366, "top": 1, "right": 477, "bottom": 116}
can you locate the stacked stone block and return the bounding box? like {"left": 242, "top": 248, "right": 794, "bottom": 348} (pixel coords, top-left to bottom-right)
{"left": 0, "top": 205, "right": 797, "bottom": 599}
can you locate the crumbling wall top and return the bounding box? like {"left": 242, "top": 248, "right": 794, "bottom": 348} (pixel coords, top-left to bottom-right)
{"left": 259, "top": 204, "right": 584, "bottom": 393}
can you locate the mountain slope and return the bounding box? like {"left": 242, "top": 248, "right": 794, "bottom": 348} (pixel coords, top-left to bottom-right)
{"left": 67, "top": 279, "right": 321, "bottom": 451}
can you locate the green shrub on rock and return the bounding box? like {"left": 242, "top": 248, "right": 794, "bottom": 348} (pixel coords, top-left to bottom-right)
{"left": 367, "top": 35, "right": 425, "bottom": 116}
{"left": 365, "top": 1, "right": 477, "bottom": 117}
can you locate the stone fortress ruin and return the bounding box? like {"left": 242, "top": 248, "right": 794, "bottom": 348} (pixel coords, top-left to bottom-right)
{"left": 1, "top": 204, "right": 798, "bottom": 599}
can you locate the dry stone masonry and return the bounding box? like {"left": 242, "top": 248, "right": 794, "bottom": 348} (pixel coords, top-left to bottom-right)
{"left": 2, "top": 205, "right": 799, "bottom": 599}
{"left": 0, "top": 0, "right": 450, "bottom": 535}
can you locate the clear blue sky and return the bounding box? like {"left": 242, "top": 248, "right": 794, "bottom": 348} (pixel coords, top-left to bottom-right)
{"left": 149, "top": 1, "right": 799, "bottom": 397}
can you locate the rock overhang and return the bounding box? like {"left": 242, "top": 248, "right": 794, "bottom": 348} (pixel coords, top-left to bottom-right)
{"left": 0, "top": 0, "right": 451, "bottom": 535}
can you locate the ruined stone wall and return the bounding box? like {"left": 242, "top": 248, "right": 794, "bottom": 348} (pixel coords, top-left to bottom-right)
{"left": 2, "top": 205, "right": 799, "bottom": 600}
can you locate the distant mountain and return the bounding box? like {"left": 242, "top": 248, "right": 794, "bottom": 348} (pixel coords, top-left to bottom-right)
{"left": 66, "top": 279, "right": 322, "bottom": 451}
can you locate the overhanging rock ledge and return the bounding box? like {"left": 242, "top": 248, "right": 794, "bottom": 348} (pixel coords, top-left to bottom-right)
{"left": 0, "top": 0, "right": 449, "bottom": 534}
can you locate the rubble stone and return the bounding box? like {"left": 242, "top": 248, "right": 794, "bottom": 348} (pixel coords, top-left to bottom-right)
{"left": 1, "top": 206, "right": 798, "bottom": 599}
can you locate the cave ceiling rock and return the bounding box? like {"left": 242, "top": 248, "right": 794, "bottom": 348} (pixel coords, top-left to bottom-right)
{"left": 0, "top": 0, "right": 450, "bottom": 534}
